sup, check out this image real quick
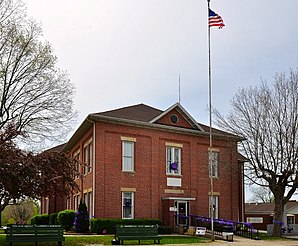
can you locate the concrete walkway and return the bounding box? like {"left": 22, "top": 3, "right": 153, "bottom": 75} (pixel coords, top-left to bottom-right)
{"left": 85, "top": 235, "right": 298, "bottom": 246}
{"left": 138, "top": 236, "right": 298, "bottom": 246}
{"left": 200, "top": 235, "right": 298, "bottom": 245}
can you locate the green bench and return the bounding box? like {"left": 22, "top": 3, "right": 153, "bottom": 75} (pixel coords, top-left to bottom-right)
{"left": 115, "top": 225, "right": 162, "bottom": 244}
{"left": 6, "top": 224, "right": 65, "bottom": 246}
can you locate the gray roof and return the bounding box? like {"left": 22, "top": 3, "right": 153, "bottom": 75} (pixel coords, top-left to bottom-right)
{"left": 62, "top": 103, "right": 243, "bottom": 152}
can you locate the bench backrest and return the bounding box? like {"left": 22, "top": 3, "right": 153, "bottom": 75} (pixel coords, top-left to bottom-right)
{"left": 116, "top": 225, "right": 159, "bottom": 236}
{"left": 6, "top": 225, "right": 35, "bottom": 236}
{"left": 6, "top": 225, "right": 64, "bottom": 237}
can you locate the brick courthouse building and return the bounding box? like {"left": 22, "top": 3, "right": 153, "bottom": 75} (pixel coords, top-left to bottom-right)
{"left": 41, "top": 103, "right": 245, "bottom": 226}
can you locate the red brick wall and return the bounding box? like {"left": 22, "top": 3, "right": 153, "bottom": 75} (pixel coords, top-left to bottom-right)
{"left": 82, "top": 121, "right": 242, "bottom": 224}
{"left": 41, "top": 114, "right": 243, "bottom": 226}
{"left": 40, "top": 193, "right": 66, "bottom": 214}
{"left": 245, "top": 214, "right": 273, "bottom": 230}
{"left": 68, "top": 127, "right": 94, "bottom": 211}
{"left": 156, "top": 108, "right": 194, "bottom": 129}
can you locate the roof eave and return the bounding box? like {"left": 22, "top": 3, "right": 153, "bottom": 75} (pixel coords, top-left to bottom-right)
{"left": 63, "top": 113, "right": 243, "bottom": 153}
{"left": 149, "top": 102, "right": 205, "bottom": 132}
{"left": 62, "top": 116, "right": 93, "bottom": 152}
{"left": 89, "top": 114, "right": 242, "bottom": 141}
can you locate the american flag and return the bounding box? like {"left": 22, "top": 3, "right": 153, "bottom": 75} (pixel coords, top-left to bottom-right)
{"left": 209, "top": 9, "right": 225, "bottom": 29}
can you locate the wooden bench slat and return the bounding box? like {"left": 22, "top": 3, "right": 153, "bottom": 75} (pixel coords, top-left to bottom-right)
{"left": 115, "top": 225, "right": 161, "bottom": 244}
{"left": 5, "top": 224, "right": 64, "bottom": 245}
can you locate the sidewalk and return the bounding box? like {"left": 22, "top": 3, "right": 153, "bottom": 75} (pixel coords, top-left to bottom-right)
{"left": 193, "top": 235, "right": 298, "bottom": 246}
{"left": 85, "top": 235, "right": 298, "bottom": 246}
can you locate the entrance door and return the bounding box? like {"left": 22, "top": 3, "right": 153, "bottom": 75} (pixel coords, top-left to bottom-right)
{"left": 176, "top": 201, "right": 189, "bottom": 226}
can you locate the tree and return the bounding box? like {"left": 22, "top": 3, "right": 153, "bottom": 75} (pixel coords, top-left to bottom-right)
{"left": 248, "top": 185, "right": 274, "bottom": 203}
{"left": 6, "top": 199, "right": 37, "bottom": 224}
{"left": 0, "top": 125, "right": 33, "bottom": 226}
{"left": 74, "top": 201, "right": 89, "bottom": 233}
{"left": 0, "top": 125, "right": 80, "bottom": 227}
{"left": 214, "top": 69, "right": 298, "bottom": 236}
{"left": 0, "top": 0, "right": 76, "bottom": 146}
{"left": 32, "top": 150, "right": 80, "bottom": 198}
{"left": 0, "top": 0, "right": 78, "bottom": 227}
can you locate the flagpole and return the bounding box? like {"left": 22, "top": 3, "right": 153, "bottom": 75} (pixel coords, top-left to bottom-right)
{"left": 207, "top": 0, "right": 215, "bottom": 242}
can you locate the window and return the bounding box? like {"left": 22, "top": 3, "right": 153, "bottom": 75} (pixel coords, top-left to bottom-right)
{"left": 88, "top": 192, "right": 93, "bottom": 218}
{"left": 83, "top": 142, "right": 93, "bottom": 175}
{"left": 74, "top": 152, "right": 80, "bottom": 179}
{"left": 122, "top": 192, "right": 134, "bottom": 219}
{"left": 209, "top": 150, "right": 219, "bottom": 178}
{"left": 122, "top": 141, "right": 134, "bottom": 172}
{"left": 83, "top": 191, "right": 93, "bottom": 218}
{"left": 73, "top": 194, "right": 80, "bottom": 211}
{"left": 66, "top": 198, "right": 70, "bottom": 210}
{"left": 209, "top": 195, "right": 219, "bottom": 219}
{"left": 45, "top": 197, "right": 49, "bottom": 214}
{"left": 288, "top": 216, "right": 295, "bottom": 225}
{"left": 84, "top": 193, "right": 88, "bottom": 204}
{"left": 166, "top": 146, "right": 181, "bottom": 175}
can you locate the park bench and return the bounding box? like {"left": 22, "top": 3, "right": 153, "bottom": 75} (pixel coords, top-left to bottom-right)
{"left": 115, "top": 225, "right": 162, "bottom": 244}
{"left": 6, "top": 224, "right": 65, "bottom": 246}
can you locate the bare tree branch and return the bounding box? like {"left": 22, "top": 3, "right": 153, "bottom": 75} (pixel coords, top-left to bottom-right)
{"left": 214, "top": 69, "right": 298, "bottom": 236}
{"left": 0, "top": 0, "right": 77, "bottom": 147}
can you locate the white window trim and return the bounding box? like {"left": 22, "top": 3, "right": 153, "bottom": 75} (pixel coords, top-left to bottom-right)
{"left": 122, "top": 141, "right": 135, "bottom": 172}
{"left": 209, "top": 195, "right": 219, "bottom": 219}
{"left": 83, "top": 141, "right": 93, "bottom": 175}
{"left": 209, "top": 148, "right": 219, "bottom": 178}
{"left": 122, "top": 192, "right": 134, "bottom": 219}
{"left": 166, "top": 146, "right": 182, "bottom": 175}
{"left": 73, "top": 151, "right": 81, "bottom": 180}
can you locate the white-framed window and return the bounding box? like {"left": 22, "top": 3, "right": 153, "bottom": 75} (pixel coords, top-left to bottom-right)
{"left": 88, "top": 192, "right": 93, "bottom": 218}
{"left": 83, "top": 191, "right": 93, "bottom": 218}
{"left": 45, "top": 197, "right": 49, "bottom": 214}
{"left": 73, "top": 152, "right": 80, "bottom": 179}
{"left": 66, "top": 198, "right": 70, "bottom": 210}
{"left": 122, "top": 192, "right": 134, "bottom": 219}
{"left": 209, "top": 195, "right": 219, "bottom": 219}
{"left": 288, "top": 215, "right": 295, "bottom": 225}
{"left": 84, "top": 192, "right": 88, "bottom": 204}
{"left": 83, "top": 142, "right": 93, "bottom": 175}
{"left": 74, "top": 194, "right": 80, "bottom": 211}
{"left": 122, "top": 141, "right": 134, "bottom": 172}
{"left": 209, "top": 150, "right": 219, "bottom": 178}
{"left": 166, "top": 146, "right": 181, "bottom": 175}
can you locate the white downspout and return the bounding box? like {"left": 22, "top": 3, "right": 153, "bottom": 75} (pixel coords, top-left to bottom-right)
{"left": 87, "top": 118, "right": 96, "bottom": 218}
{"left": 92, "top": 122, "right": 96, "bottom": 218}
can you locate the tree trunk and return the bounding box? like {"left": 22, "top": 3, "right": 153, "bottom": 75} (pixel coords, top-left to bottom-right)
{"left": 272, "top": 199, "right": 284, "bottom": 236}
{"left": 0, "top": 205, "right": 5, "bottom": 228}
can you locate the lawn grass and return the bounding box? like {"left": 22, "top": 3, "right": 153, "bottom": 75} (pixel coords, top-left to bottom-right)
{"left": 0, "top": 234, "right": 209, "bottom": 245}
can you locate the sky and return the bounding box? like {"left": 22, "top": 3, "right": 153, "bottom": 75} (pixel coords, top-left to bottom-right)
{"left": 25, "top": 0, "right": 297, "bottom": 128}
{"left": 25, "top": 0, "right": 298, "bottom": 200}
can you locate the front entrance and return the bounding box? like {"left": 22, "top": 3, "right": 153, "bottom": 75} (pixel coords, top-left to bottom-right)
{"left": 161, "top": 197, "right": 195, "bottom": 227}
{"left": 175, "top": 201, "right": 189, "bottom": 226}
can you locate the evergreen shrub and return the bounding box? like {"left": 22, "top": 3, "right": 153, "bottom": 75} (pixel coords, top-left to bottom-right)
{"left": 57, "top": 210, "right": 75, "bottom": 231}
{"left": 158, "top": 225, "right": 173, "bottom": 234}
{"left": 30, "top": 214, "right": 49, "bottom": 225}
{"left": 74, "top": 202, "right": 89, "bottom": 233}
{"left": 90, "top": 218, "right": 162, "bottom": 234}
{"left": 49, "top": 213, "right": 58, "bottom": 225}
